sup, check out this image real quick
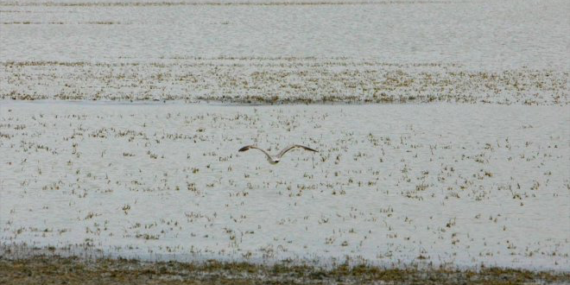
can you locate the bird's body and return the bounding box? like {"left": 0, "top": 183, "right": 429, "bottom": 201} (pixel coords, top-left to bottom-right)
{"left": 238, "top": 145, "right": 318, "bottom": 164}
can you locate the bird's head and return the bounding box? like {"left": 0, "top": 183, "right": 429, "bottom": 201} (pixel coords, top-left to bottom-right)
{"left": 272, "top": 158, "right": 280, "bottom": 164}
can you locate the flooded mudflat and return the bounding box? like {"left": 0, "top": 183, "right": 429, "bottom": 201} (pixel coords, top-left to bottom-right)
{"left": 1, "top": 0, "right": 569, "bottom": 283}
{"left": 1, "top": 102, "right": 568, "bottom": 272}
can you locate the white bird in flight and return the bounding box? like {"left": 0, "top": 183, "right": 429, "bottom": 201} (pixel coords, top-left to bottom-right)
{"left": 239, "top": 145, "right": 318, "bottom": 165}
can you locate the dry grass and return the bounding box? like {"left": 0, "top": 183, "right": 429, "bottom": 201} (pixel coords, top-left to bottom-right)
{"left": 1, "top": 254, "right": 568, "bottom": 285}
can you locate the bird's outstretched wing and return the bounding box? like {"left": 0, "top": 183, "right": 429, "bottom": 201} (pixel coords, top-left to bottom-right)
{"left": 239, "top": 145, "right": 273, "bottom": 161}
{"left": 277, "top": 145, "right": 318, "bottom": 158}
